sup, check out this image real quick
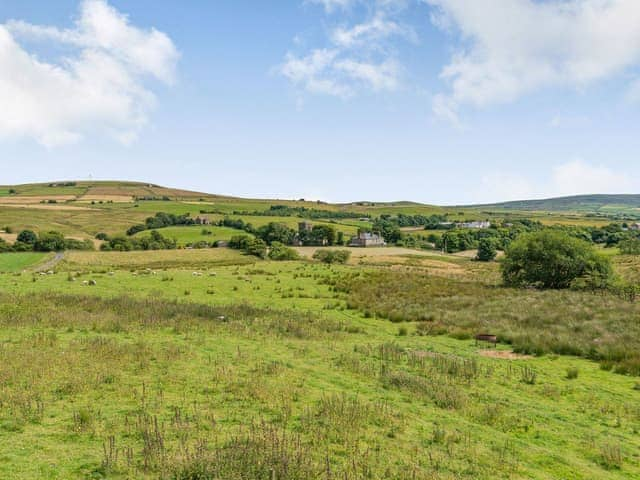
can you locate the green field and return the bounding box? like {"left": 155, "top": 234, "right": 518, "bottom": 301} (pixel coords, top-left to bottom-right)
{"left": 134, "top": 225, "right": 252, "bottom": 246}
{"left": 0, "top": 252, "right": 48, "bottom": 272}
{"left": 1, "top": 253, "right": 640, "bottom": 479}
{"left": 2, "top": 181, "right": 640, "bottom": 479}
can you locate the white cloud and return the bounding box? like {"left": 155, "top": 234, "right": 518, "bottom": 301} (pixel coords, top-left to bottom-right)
{"left": 480, "top": 172, "right": 534, "bottom": 202}
{"left": 426, "top": 0, "right": 640, "bottom": 120}
{"left": 480, "top": 160, "right": 638, "bottom": 203}
{"left": 331, "top": 14, "right": 414, "bottom": 47}
{"left": 551, "top": 159, "right": 634, "bottom": 196}
{"left": 282, "top": 2, "right": 413, "bottom": 98}
{"left": 0, "top": 0, "right": 178, "bottom": 147}
{"left": 308, "top": 0, "right": 355, "bottom": 13}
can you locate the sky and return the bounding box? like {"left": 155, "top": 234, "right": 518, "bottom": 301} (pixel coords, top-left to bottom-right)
{"left": 1, "top": 0, "right": 640, "bottom": 205}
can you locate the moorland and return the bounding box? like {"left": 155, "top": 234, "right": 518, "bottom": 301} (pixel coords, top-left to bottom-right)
{"left": 1, "top": 181, "right": 640, "bottom": 479}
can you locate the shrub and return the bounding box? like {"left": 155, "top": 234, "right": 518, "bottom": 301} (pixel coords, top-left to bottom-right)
{"left": 268, "top": 242, "right": 300, "bottom": 261}
{"left": 619, "top": 238, "right": 640, "bottom": 255}
{"left": 34, "top": 231, "right": 66, "bottom": 252}
{"left": 95, "top": 232, "right": 109, "bottom": 241}
{"left": 245, "top": 238, "right": 267, "bottom": 259}
{"left": 566, "top": 367, "right": 579, "bottom": 380}
{"left": 312, "top": 249, "right": 351, "bottom": 264}
{"left": 502, "top": 230, "right": 613, "bottom": 289}
{"left": 476, "top": 237, "right": 497, "bottom": 261}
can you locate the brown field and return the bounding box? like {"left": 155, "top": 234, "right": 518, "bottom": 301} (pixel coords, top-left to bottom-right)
{"left": 0, "top": 232, "right": 17, "bottom": 242}
{"left": 0, "top": 195, "right": 78, "bottom": 204}
{"left": 78, "top": 194, "right": 134, "bottom": 202}
{"left": 0, "top": 203, "right": 93, "bottom": 211}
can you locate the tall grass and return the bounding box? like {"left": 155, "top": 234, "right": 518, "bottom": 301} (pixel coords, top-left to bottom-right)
{"left": 338, "top": 271, "right": 640, "bottom": 374}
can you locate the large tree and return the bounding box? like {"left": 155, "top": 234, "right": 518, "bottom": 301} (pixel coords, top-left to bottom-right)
{"left": 502, "top": 230, "right": 612, "bottom": 289}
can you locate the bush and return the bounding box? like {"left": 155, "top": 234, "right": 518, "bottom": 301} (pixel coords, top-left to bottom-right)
{"left": 268, "top": 242, "right": 300, "bottom": 261}
{"left": 476, "top": 237, "right": 497, "bottom": 261}
{"left": 502, "top": 230, "right": 613, "bottom": 289}
{"left": 312, "top": 249, "right": 351, "bottom": 264}
{"left": 16, "top": 230, "right": 37, "bottom": 245}
{"left": 245, "top": 238, "right": 267, "bottom": 259}
{"left": 619, "top": 238, "right": 640, "bottom": 255}
{"left": 34, "top": 231, "right": 66, "bottom": 252}
{"left": 95, "top": 232, "right": 109, "bottom": 241}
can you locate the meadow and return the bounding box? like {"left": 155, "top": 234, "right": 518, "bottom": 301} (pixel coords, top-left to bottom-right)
{"left": 2, "top": 182, "right": 640, "bottom": 479}
{"left": 0, "top": 252, "right": 49, "bottom": 272}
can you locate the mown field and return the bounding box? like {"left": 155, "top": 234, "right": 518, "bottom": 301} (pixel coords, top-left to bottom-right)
{"left": 0, "top": 252, "right": 49, "bottom": 272}
{"left": 0, "top": 248, "right": 640, "bottom": 479}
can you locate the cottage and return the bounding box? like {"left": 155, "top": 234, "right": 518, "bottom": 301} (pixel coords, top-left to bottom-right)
{"left": 194, "top": 216, "right": 211, "bottom": 225}
{"left": 457, "top": 221, "right": 491, "bottom": 229}
{"left": 349, "top": 232, "right": 386, "bottom": 248}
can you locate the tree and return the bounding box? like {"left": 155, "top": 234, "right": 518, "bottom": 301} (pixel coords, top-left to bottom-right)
{"left": 256, "top": 223, "right": 297, "bottom": 245}
{"left": 502, "top": 230, "right": 612, "bottom": 289}
{"left": 619, "top": 238, "right": 640, "bottom": 255}
{"left": 17, "top": 230, "right": 38, "bottom": 245}
{"left": 245, "top": 238, "right": 267, "bottom": 258}
{"left": 312, "top": 249, "right": 351, "bottom": 264}
{"left": 268, "top": 242, "right": 300, "bottom": 261}
{"left": 34, "top": 231, "right": 66, "bottom": 252}
{"left": 476, "top": 238, "right": 497, "bottom": 261}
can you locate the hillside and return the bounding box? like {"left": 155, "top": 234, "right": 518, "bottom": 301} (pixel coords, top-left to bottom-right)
{"left": 470, "top": 194, "right": 640, "bottom": 215}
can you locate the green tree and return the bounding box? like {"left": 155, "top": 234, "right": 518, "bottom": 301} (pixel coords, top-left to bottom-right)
{"left": 619, "top": 238, "right": 640, "bottom": 255}
{"left": 17, "top": 230, "right": 38, "bottom": 245}
{"left": 476, "top": 238, "right": 497, "bottom": 261}
{"left": 245, "top": 238, "right": 267, "bottom": 258}
{"left": 268, "top": 242, "right": 300, "bottom": 261}
{"left": 502, "top": 230, "right": 612, "bottom": 289}
{"left": 34, "top": 231, "right": 66, "bottom": 252}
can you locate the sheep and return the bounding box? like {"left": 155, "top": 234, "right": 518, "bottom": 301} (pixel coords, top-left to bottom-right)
{"left": 82, "top": 280, "right": 89, "bottom": 286}
{"left": 192, "top": 272, "right": 203, "bottom": 277}
{"left": 88, "top": 280, "right": 97, "bottom": 286}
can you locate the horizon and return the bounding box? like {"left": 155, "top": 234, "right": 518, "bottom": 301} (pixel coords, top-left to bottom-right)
{"left": 2, "top": 1, "right": 640, "bottom": 203}
{"left": 5, "top": 177, "right": 640, "bottom": 207}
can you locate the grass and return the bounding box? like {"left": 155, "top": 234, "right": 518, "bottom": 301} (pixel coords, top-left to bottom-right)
{"left": 3, "top": 181, "right": 640, "bottom": 478}
{"left": 1, "top": 287, "right": 639, "bottom": 479}
{"left": 61, "top": 248, "right": 256, "bottom": 270}
{"left": 133, "top": 225, "right": 251, "bottom": 246}
{"left": 336, "top": 269, "right": 640, "bottom": 374}
{"left": 0, "top": 252, "right": 48, "bottom": 272}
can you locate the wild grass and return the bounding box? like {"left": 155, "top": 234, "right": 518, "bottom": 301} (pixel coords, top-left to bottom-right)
{"left": 338, "top": 270, "right": 640, "bottom": 374}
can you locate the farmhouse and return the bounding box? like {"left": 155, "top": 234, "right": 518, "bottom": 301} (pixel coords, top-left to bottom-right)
{"left": 194, "top": 216, "right": 211, "bottom": 225}
{"left": 629, "top": 223, "right": 640, "bottom": 231}
{"left": 349, "top": 231, "right": 386, "bottom": 247}
{"left": 458, "top": 221, "right": 491, "bottom": 229}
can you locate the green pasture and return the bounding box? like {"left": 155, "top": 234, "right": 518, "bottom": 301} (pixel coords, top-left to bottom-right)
{"left": 0, "top": 255, "right": 639, "bottom": 478}
{"left": 0, "top": 252, "right": 48, "bottom": 272}
{"left": 134, "top": 225, "right": 251, "bottom": 246}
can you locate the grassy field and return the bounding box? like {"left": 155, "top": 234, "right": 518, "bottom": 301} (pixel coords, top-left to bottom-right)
{"left": 133, "top": 225, "right": 251, "bottom": 246}
{"left": 1, "top": 254, "right": 640, "bottom": 479}
{"left": 0, "top": 252, "right": 49, "bottom": 272}
{"left": 3, "top": 181, "right": 640, "bottom": 479}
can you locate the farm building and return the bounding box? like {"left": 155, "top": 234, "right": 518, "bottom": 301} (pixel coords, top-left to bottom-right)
{"left": 629, "top": 223, "right": 640, "bottom": 231}
{"left": 457, "top": 221, "right": 491, "bottom": 229}
{"left": 349, "top": 232, "right": 385, "bottom": 247}
{"left": 194, "top": 216, "right": 211, "bottom": 225}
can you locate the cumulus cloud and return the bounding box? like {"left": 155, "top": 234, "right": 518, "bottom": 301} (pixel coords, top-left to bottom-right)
{"left": 426, "top": 0, "right": 640, "bottom": 121}
{"left": 282, "top": 2, "right": 412, "bottom": 97}
{"left": 0, "top": 0, "right": 178, "bottom": 147}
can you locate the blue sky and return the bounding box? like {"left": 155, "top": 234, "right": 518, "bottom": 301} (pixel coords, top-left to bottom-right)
{"left": 1, "top": 0, "right": 640, "bottom": 204}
